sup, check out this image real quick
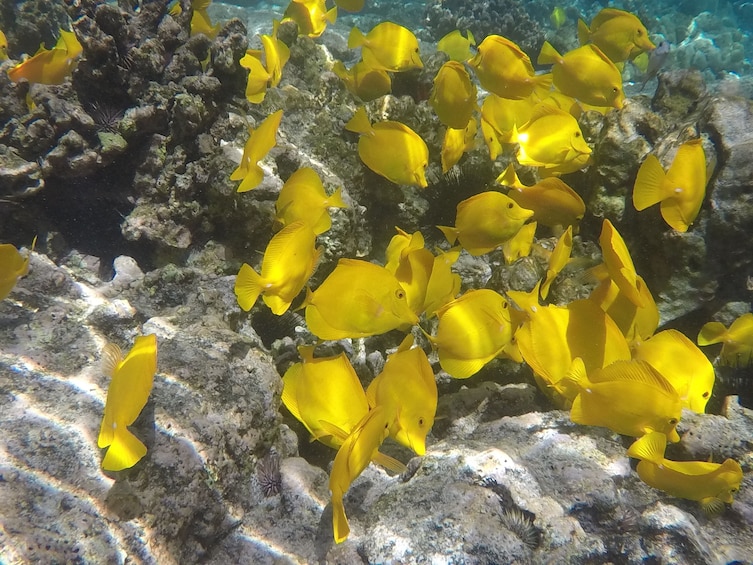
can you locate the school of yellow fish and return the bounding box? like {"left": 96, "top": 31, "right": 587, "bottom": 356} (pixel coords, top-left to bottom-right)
{"left": 0, "top": 2, "right": 746, "bottom": 544}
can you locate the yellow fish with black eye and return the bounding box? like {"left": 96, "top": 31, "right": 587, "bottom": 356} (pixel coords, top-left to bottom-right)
{"left": 348, "top": 21, "right": 422, "bottom": 72}
{"left": 230, "top": 109, "right": 283, "bottom": 192}
{"left": 384, "top": 228, "right": 433, "bottom": 316}
{"left": 234, "top": 221, "right": 321, "bottom": 315}
{"left": 330, "top": 404, "right": 396, "bottom": 543}
{"left": 332, "top": 60, "right": 391, "bottom": 102}
{"left": 633, "top": 138, "right": 708, "bottom": 233}
{"left": 239, "top": 50, "right": 272, "bottom": 103}
{"left": 698, "top": 312, "right": 753, "bottom": 368}
{"left": 514, "top": 104, "right": 592, "bottom": 171}
{"left": 98, "top": 334, "right": 158, "bottom": 472}
{"left": 497, "top": 163, "right": 585, "bottom": 230}
{"left": 429, "top": 61, "right": 477, "bottom": 129}
{"left": 468, "top": 35, "right": 552, "bottom": 100}
{"left": 275, "top": 167, "right": 347, "bottom": 235}
{"left": 281, "top": 345, "right": 408, "bottom": 473}
{"left": 564, "top": 358, "right": 682, "bottom": 441}
{"left": 437, "top": 29, "right": 475, "bottom": 62}
{"left": 345, "top": 106, "right": 429, "bottom": 188}
{"left": 632, "top": 329, "right": 714, "bottom": 413}
{"left": 303, "top": 258, "right": 418, "bottom": 340}
{"left": 8, "top": 29, "right": 82, "bottom": 85}
{"left": 428, "top": 289, "right": 513, "bottom": 379}
{"left": 587, "top": 267, "right": 658, "bottom": 344}
{"left": 438, "top": 191, "right": 533, "bottom": 256}
{"left": 0, "top": 237, "right": 35, "bottom": 300}
{"left": 627, "top": 431, "right": 743, "bottom": 514}
{"left": 578, "top": 8, "right": 655, "bottom": 63}
{"left": 0, "top": 30, "right": 8, "bottom": 60}
{"left": 441, "top": 117, "right": 477, "bottom": 173}
{"left": 366, "top": 335, "right": 437, "bottom": 456}
{"left": 538, "top": 42, "right": 625, "bottom": 109}
{"left": 283, "top": 0, "right": 336, "bottom": 38}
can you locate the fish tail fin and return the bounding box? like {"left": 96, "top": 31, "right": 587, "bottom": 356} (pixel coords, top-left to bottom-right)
{"left": 697, "top": 321, "right": 728, "bottom": 346}
{"left": 325, "top": 6, "right": 337, "bottom": 24}
{"left": 327, "top": 186, "right": 348, "bottom": 209}
{"left": 560, "top": 356, "right": 587, "bottom": 391}
{"left": 533, "top": 72, "right": 553, "bottom": 98}
{"left": 496, "top": 163, "right": 523, "bottom": 189}
{"left": 626, "top": 431, "right": 667, "bottom": 465}
{"left": 236, "top": 165, "right": 264, "bottom": 192}
{"left": 332, "top": 495, "right": 350, "bottom": 543}
{"left": 577, "top": 18, "right": 590, "bottom": 45}
{"left": 332, "top": 60, "right": 347, "bottom": 79}
{"left": 437, "top": 225, "right": 459, "bottom": 245}
{"left": 347, "top": 27, "right": 365, "bottom": 49}
{"left": 101, "top": 425, "right": 147, "bottom": 471}
{"left": 344, "top": 106, "right": 373, "bottom": 135}
{"left": 234, "top": 263, "right": 265, "bottom": 311}
{"left": 632, "top": 155, "right": 667, "bottom": 210}
{"left": 537, "top": 41, "right": 560, "bottom": 65}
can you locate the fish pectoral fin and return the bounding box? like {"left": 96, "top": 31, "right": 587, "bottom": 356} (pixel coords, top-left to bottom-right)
{"left": 372, "top": 451, "right": 407, "bottom": 474}
{"left": 700, "top": 497, "right": 725, "bottom": 515}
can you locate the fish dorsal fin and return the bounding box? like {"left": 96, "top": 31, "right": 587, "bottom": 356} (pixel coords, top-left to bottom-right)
{"left": 527, "top": 102, "right": 569, "bottom": 124}
{"left": 587, "top": 44, "right": 619, "bottom": 72}
{"left": 594, "top": 360, "right": 677, "bottom": 396}
{"left": 101, "top": 343, "right": 122, "bottom": 377}
{"left": 627, "top": 431, "right": 667, "bottom": 464}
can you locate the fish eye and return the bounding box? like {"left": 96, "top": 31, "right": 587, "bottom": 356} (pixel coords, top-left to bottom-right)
{"left": 637, "top": 29, "right": 643, "bottom": 35}
{"left": 507, "top": 202, "right": 514, "bottom": 209}
{"left": 574, "top": 131, "right": 581, "bottom": 137}
{"left": 418, "top": 417, "right": 424, "bottom": 426}
{"left": 396, "top": 289, "right": 405, "bottom": 299}
{"left": 669, "top": 418, "right": 678, "bottom": 425}
{"left": 703, "top": 391, "right": 710, "bottom": 398}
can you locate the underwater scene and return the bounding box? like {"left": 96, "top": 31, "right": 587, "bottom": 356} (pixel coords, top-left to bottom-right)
{"left": 1, "top": 0, "right": 753, "bottom": 562}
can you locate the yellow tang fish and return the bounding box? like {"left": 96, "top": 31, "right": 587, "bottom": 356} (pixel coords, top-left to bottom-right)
{"left": 598, "top": 219, "right": 644, "bottom": 307}
{"left": 632, "top": 329, "right": 714, "bottom": 413}
{"left": 497, "top": 163, "right": 585, "bottom": 230}
{"left": 239, "top": 50, "right": 272, "bottom": 103}
{"left": 502, "top": 221, "right": 536, "bottom": 264}
{"left": 348, "top": 21, "right": 423, "bottom": 72}
{"left": 0, "top": 237, "right": 35, "bottom": 300}
{"left": 578, "top": 8, "right": 655, "bottom": 63}
{"left": 303, "top": 258, "right": 418, "bottom": 340}
{"left": 437, "top": 29, "right": 475, "bottom": 62}
{"left": 230, "top": 109, "right": 283, "bottom": 192}
{"left": 438, "top": 191, "right": 533, "bottom": 256}
{"left": 441, "top": 117, "right": 477, "bottom": 173}
{"left": 366, "top": 335, "right": 437, "bottom": 456}
{"left": 698, "top": 312, "right": 753, "bottom": 368}
{"left": 468, "top": 35, "right": 552, "bottom": 100}
{"left": 235, "top": 221, "right": 321, "bottom": 315}
{"left": 8, "top": 29, "right": 82, "bottom": 85}
{"left": 633, "top": 138, "right": 708, "bottom": 233}
{"left": 281, "top": 346, "right": 408, "bottom": 474}
{"left": 98, "top": 334, "right": 158, "bottom": 471}
{"left": 565, "top": 358, "right": 682, "bottom": 442}
{"left": 345, "top": 107, "right": 428, "bottom": 188}
{"left": 283, "top": 0, "right": 336, "bottom": 38}
{"left": 332, "top": 60, "right": 391, "bottom": 102}
{"left": 429, "top": 61, "right": 477, "bottom": 129}
{"left": 540, "top": 226, "right": 573, "bottom": 300}
{"left": 628, "top": 432, "right": 743, "bottom": 514}
{"left": 330, "top": 404, "right": 396, "bottom": 543}
{"left": 537, "top": 42, "right": 625, "bottom": 109}
{"left": 513, "top": 297, "right": 631, "bottom": 404}
{"left": 423, "top": 246, "right": 461, "bottom": 316}
{"left": 169, "top": 0, "right": 220, "bottom": 38}
{"left": 588, "top": 268, "right": 658, "bottom": 344}
{"left": 428, "top": 289, "right": 513, "bottom": 379}
{"left": 550, "top": 6, "right": 567, "bottom": 29}
{"left": 0, "top": 30, "right": 8, "bottom": 60}
{"left": 384, "top": 228, "right": 433, "bottom": 316}
{"left": 334, "top": 0, "right": 364, "bottom": 13}
{"left": 514, "top": 104, "right": 592, "bottom": 171}
{"left": 261, "top": 20, "right": 290, "bottom": 88}
{"left": 480, "top": 94, "right": 535, "bottom": 159}
{"left": 275, "top": 167, "right": 347, "bottom": 234}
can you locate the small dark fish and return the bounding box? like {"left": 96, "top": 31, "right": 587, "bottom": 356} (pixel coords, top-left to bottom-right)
{"left": 640, "top": 41, "right": 671, "bottom": 91}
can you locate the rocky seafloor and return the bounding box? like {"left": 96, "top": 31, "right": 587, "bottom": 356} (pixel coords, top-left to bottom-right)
{"left": 1, "top": 0, "right": 753, "bottom": 563}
